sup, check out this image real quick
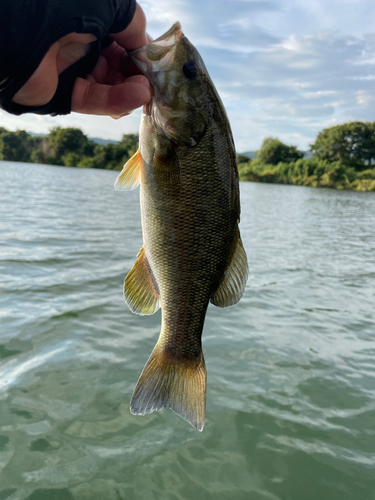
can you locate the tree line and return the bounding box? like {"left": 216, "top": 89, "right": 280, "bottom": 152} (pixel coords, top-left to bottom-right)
{"left": 0, "top": 126, "right": 138, "bottom": 170}
{"left": 237, "top": 121, "right": 375, "bottom": 192}
{"left": 1, "top": 121, "right": 375, "bottom": 191}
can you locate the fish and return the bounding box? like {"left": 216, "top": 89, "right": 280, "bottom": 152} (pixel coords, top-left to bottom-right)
{"left": 114, "top": 22, "right": 248, "bottom": 431}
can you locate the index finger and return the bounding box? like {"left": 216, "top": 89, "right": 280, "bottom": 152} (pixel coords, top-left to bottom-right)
{"left": 71, "top": 75, "right": 151, "bottom": 117}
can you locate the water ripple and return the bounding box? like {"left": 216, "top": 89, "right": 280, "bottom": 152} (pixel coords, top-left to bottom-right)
{"left": 1, "top": 162, "right": 375, "bottom": 499}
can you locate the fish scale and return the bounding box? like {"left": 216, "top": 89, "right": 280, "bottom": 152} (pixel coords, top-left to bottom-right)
{"left": 115, "top": 22, "right": 248, "bottom": 430}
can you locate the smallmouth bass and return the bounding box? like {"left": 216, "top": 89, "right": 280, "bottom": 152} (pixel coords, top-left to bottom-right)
{"left": 115, "top": 22, "right": 248, "bottom": 431}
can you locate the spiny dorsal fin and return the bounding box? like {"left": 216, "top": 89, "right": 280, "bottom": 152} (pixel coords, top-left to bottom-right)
{"left": 124, "top": 247, "right": 160, "bottom": 315}
{"left": 210, "top": 230, "right": 248, "bottom": 308}
{"left": 114, "top": 150, "right": 142, "bottom": 191}
{"left": 130, "top": 344, "right": 206, "bottom": 431}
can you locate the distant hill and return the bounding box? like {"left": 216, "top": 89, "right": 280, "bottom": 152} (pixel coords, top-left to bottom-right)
{"left": 28, "top": 132, "right": 46, "bottom": 138}
{"left": 239, "top": 150, "right": 312, "bottom": 159}
{"left": 239, "top": 151, "right": 257, "bottom": 159}
{"left": 89, "top": 137, "right": 119, "bottom": 146}
{"left": 28, "top": 131, "right": 119, "bottom": 146}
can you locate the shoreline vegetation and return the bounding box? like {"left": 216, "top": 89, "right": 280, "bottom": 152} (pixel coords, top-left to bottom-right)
{"left": 237, "top": 122, "right": 375, "bottom": 192}
{"left": 0, "top": 126, "right": 138, "bottom": 171}
{"left": 238, "top": 157, "right": 375, "bottom": 192}
{"left": 1, "top": 121, "right": 375, "bottom": 191}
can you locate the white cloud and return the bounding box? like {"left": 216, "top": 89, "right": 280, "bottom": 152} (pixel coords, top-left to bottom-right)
{"left": 355, "top": 90, "right": 372, "bottom": 106}
{"left": 348, "top": 75, "right": 375, "bottom": 81}
{"left": 303, "top": 91, "right": 337, "bottom": 99}
{"left": 141, "top": 0, "right": 191, "bottom": 31}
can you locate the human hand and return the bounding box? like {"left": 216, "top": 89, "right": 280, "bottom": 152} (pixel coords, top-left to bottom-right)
{"left": 71, "top": 3, "right": 151, "bottom": 118}
{"left": 12, "top": 3, "right": 151, "bottom": 118}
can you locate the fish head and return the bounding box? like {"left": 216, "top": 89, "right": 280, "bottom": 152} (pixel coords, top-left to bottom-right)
{"left": 130, "top": 22, "right": 215, "bottom": 147}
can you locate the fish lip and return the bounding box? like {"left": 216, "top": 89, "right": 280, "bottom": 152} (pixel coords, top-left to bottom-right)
{"left": 129, "top": 22, "right": 184, "bottom": 80}
{"left": 152, "top": 21, "right": 183, "bottom": 44}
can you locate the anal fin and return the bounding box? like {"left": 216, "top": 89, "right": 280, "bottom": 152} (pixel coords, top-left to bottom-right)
{"left": 210, "top": 230, "right": 248, "bottom": 308}
{"left": 114, "top": 149, "right": 142, "bottom": 191}
{"left": 124, "top": 247, "right": 160, "bottom": 315}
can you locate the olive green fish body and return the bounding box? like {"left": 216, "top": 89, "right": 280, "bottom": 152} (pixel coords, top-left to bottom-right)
{"left": 115, "top": 23, "right": 248, "bottom": 430}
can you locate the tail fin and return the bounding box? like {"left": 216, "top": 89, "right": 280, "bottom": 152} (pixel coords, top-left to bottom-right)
{"left": 130, "top": 344, "right": 206, "bottom": 431}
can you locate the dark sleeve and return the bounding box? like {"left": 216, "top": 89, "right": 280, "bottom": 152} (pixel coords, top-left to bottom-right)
{"left": 0, "top": 0, "right": 136, "bottom": 110}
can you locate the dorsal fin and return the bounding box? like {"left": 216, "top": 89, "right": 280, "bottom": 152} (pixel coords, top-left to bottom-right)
{"left": 210, "top": 230, "right": 248, "bottom": 308}
{"left": 124, "top": 247, "right": 160, "bottom": 315}
{"left": 114, "top": 150, "right": 142, "bottom": 191}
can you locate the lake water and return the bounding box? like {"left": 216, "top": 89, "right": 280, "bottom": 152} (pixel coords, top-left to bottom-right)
{"left": 0, "top": 161, "right": 374, "bottom": 500}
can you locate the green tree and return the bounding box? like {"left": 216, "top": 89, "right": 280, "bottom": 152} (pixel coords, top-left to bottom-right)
{"left": 0, "top": 130, "right": 40, "bottom": 162}
{"left": 256, "top": 137, "right": 303, "bottom": 165}
{"left": 236, "top": 154, "right": 251, "bottom": 164}
{"left": 48, "top": 127, "right": 94, "bottom": 165}
{"left": 310, "top": 121, "right": 375, "bottom": 170}
{"left": 89, "top": 134, "right": 139, "bottom": 170}
{"left": 120, "top": 133, "right": 138, "bottom": 151}
{"left": 0, "top": 126, "right": 139, "bottom": 171}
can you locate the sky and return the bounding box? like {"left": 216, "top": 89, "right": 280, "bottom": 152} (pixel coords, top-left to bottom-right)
{"left": 1, "top": 0, "right": 375, "bottom": 152}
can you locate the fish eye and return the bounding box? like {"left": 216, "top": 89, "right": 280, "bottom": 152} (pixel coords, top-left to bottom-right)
{"left": 182, "top": 62, "right": 198, "bottom": 80}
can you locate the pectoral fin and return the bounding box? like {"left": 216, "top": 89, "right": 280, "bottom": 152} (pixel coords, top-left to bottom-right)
{"left": 124, "top": 247, "right": 160, "bottom": 315}
{"left": 210, "top": 231, "right": 248, "bottom": 308}
{"left": 114, "top": 150, "right": 142, "bottom": 191}
{"left": 153, "top": 145, "right": 180, "bottom": 188}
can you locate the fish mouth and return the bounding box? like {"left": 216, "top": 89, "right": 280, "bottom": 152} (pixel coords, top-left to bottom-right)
{"left": 129, "top": 22, "right": 184, "bottom": 79}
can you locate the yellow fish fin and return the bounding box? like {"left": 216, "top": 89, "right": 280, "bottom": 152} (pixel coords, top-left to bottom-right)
{"left": 114, "top": 150, "right": 142, "bottom": 191}
{"left": 130, "top": 344, "right": 206, "bottom": 431}
{"left": 124, "top": 247, "right": 160, "bottom": 315}
{"left": 210, "top": 230, "right": 248, "bottom": 308}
